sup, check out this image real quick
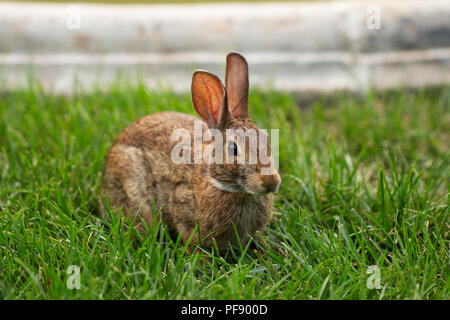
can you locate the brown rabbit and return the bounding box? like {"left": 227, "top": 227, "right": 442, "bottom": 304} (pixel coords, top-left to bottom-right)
{"left": 100, "top": 52, "right": 281, "bottom": 249}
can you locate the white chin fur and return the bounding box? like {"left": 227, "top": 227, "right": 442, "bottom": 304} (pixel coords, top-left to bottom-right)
{"left": 209, "top": 178, "right": 256, "bottom": 195}
{"left": 209, "top": 178, "right": 239, "bottom": 193}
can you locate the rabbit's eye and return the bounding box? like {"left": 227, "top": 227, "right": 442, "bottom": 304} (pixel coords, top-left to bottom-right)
{"left": 227, "top": 142, "right": 238, "bottom": 157}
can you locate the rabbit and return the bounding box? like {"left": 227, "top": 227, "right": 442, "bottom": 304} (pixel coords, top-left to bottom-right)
{"left": 100, "top": 52, "right": 281, "bottom": 250}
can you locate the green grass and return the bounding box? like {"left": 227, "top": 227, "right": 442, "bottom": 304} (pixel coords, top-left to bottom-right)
{"left": 0, "top": 80, "right": 449, "bottom": 299}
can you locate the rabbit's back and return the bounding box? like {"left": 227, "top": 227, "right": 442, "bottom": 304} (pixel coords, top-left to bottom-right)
{"left": 100, "top": 111, "right": 203, "bottom": 233}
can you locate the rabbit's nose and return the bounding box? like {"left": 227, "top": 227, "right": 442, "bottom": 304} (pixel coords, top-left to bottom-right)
{"left": 260, "top": 172, "right": 281, "bottom": 193}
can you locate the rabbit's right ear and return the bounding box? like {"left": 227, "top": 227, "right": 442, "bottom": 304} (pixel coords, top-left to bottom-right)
{"left": 226, "top": 52, "right": 249, "bottom": 119}
{"left": 191, "top": 70, "right": 227, "bottom": 128}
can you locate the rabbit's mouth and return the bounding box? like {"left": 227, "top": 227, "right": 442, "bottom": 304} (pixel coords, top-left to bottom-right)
{"left": 245, "top": 172, "right": 281, "bottom": 195}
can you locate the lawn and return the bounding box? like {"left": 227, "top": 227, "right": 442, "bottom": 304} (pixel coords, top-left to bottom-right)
{"left": 0, "top": 81, "right": 448, "bottom": 299}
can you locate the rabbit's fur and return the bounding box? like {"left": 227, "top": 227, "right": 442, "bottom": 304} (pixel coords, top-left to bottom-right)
{"left": 100, "top": 53, "right": 281, "bottom": 249}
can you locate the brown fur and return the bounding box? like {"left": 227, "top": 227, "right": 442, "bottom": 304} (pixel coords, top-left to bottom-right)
{"left": 100, "top": 52, "right": 281, "bottom": 250}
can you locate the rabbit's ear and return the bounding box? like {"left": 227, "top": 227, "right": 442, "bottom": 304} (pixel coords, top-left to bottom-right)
{"left": 191, "top": 70, "right": 227, "bottom": 128}
{"left": 226, "top": 52, "right": 249, "bottom": 119}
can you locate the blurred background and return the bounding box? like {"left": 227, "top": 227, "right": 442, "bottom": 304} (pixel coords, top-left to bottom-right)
{"left": 1, "top": 0, "right": 449, "bottom": 94}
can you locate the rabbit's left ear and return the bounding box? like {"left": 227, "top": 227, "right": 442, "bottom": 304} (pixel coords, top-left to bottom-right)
{"left": 191, "top": 70, "right": 227, "bottom": 128}
{"left": 226, "top": 52, "right": 249, "bottom": 119}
